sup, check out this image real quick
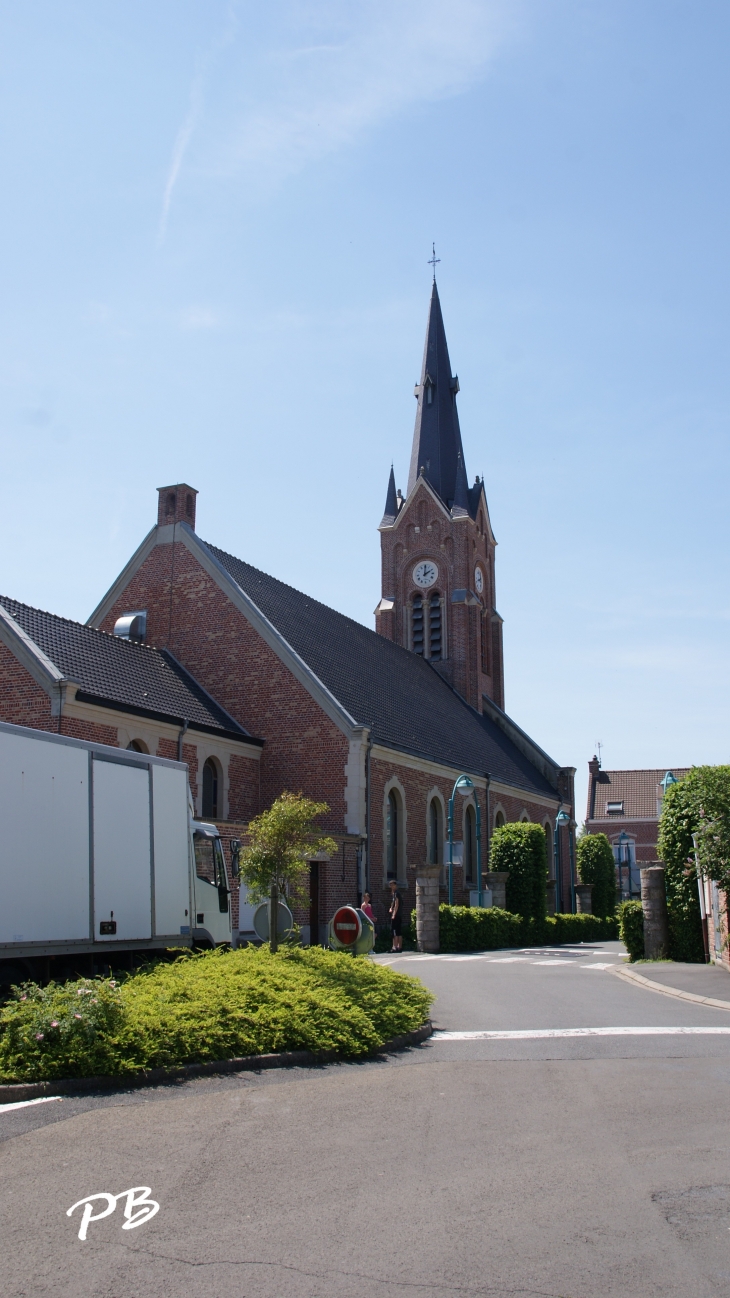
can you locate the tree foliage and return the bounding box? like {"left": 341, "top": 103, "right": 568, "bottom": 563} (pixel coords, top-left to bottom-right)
{"left": 238, "top": 792, "right": 337, "bottom": 907}
{"left": 657, "top": 767, "right": 730, "bottom": 962}
{"left": 491, "top": 822, "right": 547, "bottom": 922}
{"left": 576, "top": 833, "right": 617, "bottom": 918}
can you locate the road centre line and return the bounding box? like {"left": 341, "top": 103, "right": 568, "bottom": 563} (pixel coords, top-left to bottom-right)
{"left": 0, "top": 1096, "right": 63, "bottom": 1113}
{"left": 432, "top": 1027, "right": 730, "bottom": 1041}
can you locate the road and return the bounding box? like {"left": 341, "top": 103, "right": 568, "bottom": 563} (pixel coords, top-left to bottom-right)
{"left": 3, "top": 940, "right": 730, "bottom": 1298}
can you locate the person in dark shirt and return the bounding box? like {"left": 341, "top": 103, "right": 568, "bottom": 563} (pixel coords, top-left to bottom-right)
{"left": 388, "top": 878, "right": 403, "bottom": 953}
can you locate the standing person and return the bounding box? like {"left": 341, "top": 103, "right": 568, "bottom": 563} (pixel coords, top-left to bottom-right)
{"left": 361, "top": 891, "right": 376, "bottom": 924}
{"left": 388, "top": 878, "right": 404, "bottom": 953}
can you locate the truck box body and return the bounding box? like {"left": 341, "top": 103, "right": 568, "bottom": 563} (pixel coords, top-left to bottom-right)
{"left": 0, "top": 721, "right": 230, "bottom": 962}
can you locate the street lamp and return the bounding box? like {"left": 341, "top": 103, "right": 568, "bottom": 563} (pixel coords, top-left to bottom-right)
{"left": 447, "top": 774, "right": 482, "bottom": 906}
{"left": 553, "top": 809, "right": 571, "bottom": 912}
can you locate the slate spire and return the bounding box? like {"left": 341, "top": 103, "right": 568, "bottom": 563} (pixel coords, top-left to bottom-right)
{"left": 406, "top": 280, "right": 467, "bottom": 509}
{"left": 452, "top": 451, "right": 469, "bottom": 517}
{"left": 380, "top": 464, "right": 398, "bottom": 526}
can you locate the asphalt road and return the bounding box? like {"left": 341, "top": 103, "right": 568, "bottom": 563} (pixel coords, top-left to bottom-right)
{"left": 4, "top": 940, "right": 730, "bottom": 1298}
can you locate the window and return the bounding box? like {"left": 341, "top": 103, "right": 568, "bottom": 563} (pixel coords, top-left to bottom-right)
{"left": 495, "top": 810, "right": 505, "bottom": 830}
{"left": 412, "top": 596, "right": 424, "bottom": 655}
{"left": 193, "top": 832, "right": 228, "bottom": 889}
{"left": 166, "top": 491, "right": 176, "bottom": 515}
{"left": 387, "top": 790, "right": 399, "bottom": 879}
{"left": 464, "top": 804, "right": 477, "bottom": 884}
{"left": 186, "top": 493, "right": 194, "bottom": 518}
{"left": 202, "top": 758, "right": 220, "bottom": 819}
{"left": 428, "top": 798, "right": 443, "bottom": 865}
{"left": 429, "top": 593, "right": 442, "bottom": 661}
{"left": 606, "top": 801, "right": 624, "bottom": 814}
{"left": 126, "top": 739, "right": 148, "bottom": 754}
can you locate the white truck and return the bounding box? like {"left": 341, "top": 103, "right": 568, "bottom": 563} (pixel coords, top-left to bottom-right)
{"left": 0, "top": 721, "right": 231, "bottom": 982}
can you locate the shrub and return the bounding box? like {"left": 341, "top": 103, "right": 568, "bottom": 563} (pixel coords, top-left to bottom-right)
{"left": 437, "top": 906, "right": 617, "bottom": 952}
{"left": 617, "top": 900, "right": 644, "bottom": 961}
{"left": 0, "top": 947, "right": 433, "bottom": 1083}
{"left": 576, "top": 833, "right": 617, "bottom": 918}
{"left": 658, "top": 768, "right": 730, "bottom": 963}
{"left": 491, "top": 823, "right": 548, "bottom": 922}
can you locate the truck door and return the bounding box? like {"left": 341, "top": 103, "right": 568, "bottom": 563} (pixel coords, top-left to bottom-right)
{"left": 192, "top": 826, "right": 231, "bottom": 945}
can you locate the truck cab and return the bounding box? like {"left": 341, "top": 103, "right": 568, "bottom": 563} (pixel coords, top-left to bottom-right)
{"left": 191, "top": 822, "right": 231, "bottom": 947}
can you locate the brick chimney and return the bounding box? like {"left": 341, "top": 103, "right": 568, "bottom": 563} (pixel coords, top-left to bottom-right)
{"left": 587, "top": 755, "right": 601, "bottom": 822}
{"left": 157, "top": 483, "right": 198, "bottom": 530}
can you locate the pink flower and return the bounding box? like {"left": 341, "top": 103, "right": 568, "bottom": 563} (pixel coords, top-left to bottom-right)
{"left": 74, "top": 1013, "right": 82, "bottom": 1020}
{"left": 50, "top": 1021, "right": 59, "bottom": 1028}
{"left": 35, "top": 1033, "right": 44, "bottom": 1040}
{"left": 20, "top": 995, "right": 27, "bottom": 1001}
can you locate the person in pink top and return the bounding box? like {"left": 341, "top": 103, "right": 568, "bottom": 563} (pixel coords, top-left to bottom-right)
{"left": 360, "top": 891, "right": 376, "bottom": 923}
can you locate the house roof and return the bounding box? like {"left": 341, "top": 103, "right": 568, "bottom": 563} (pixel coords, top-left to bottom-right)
{"left": 0, "top": 597, "right": 258, "bottom": 743}
{"left": 589, "top": 768, "right": 691, "bottom": 821}
{"left": 204, "top": 542, "right": 559, "bottom": 799}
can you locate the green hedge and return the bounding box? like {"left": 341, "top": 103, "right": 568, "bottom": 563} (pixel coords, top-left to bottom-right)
{"left": 437, "top": 905, "right": 617, "bottom": 952}
{"left": 0, "top": 946, "right": 433, "bottom": 1083}
{"left": 617, "top": 900, "right": 644, "bottom": 962}
{"left": 492, "top": 822, "right": 548, "bottom": 922}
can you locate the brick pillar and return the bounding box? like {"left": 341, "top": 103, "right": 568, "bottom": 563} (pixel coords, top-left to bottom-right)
{"left": 575, "top": 884, "right": 592, "bottom": 914}
{"left": 486, "top": 871, "right": 509, "bottom": 910}
{"left": 641, "top": 866, "right": 668, "bottom": 959}
{"left": 416, "top": 865, "right": 441, "bottom": 952}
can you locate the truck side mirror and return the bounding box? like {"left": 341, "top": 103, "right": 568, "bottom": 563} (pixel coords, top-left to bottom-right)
{"left": 230, "top": 838, "right": 242, "bottom": 880}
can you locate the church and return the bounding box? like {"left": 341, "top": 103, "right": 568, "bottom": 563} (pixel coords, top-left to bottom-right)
{"left": 0, "top": 281, "right": 576, "bottom": 940}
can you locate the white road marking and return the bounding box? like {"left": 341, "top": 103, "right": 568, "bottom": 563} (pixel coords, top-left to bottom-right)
{"left": 0, "top": 1096, "right": 63, "bottom": 1113}
{"left": 580, "top": 963, "right": 616, "bottom": 970}
{"left": 531, "top": 960, "right": 576, "bottom": 966}
{"left": 432, "top": 1027, "right": 730, "bottom": 1041}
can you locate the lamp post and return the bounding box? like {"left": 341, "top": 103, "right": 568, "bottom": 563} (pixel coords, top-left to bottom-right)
{"left": 553, "top": 809, "right": 570, "bottom": 913}
{"left": 448, "top": 774, "right": 481, "bottom": 906}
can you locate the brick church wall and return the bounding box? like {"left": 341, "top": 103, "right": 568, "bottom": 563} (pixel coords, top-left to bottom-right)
{"left": 97, "top": 539, "right": 350, "bottom": 840}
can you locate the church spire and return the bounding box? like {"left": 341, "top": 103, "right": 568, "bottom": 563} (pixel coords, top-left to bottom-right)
{"left": 452, "top": 451, "right": 469, "bottom": 517}
{"left": 406, "top": 281, "right": 467, "bottom": 509}
{"left": 380, "top": 464, "right": 398, "bottom": 526}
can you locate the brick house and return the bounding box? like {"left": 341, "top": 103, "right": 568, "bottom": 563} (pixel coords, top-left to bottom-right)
{"left": 585, "top": 757, "right": 691, "bottom": 897}
{"left": 0, "top": 280, "right": 577, "bottom": 941}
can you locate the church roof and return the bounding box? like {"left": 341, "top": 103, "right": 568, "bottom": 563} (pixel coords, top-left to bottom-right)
{"left": 204, "top": 543, "right": 558, "bottom": 798}
{"left": 0, "top": 596, "right": 256, "bottom": 742}
{"left": 407, "top": 281, "right": 473, "bottom": 513}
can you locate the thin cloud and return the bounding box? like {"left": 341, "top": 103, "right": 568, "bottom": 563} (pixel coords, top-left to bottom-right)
{"left": 162, "top": 0, "right": 518, "bottom": 223}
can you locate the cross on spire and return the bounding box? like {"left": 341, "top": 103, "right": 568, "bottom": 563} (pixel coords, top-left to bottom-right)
{"left": 428, "top": 243, "right": 440, "bottom": 280}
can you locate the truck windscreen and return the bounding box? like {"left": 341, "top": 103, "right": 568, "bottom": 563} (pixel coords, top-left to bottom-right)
{"left": 194, "top": 836, "right": 228, "bottom": 889}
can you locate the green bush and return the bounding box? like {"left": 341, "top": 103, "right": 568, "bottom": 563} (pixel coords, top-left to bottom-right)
{"left": 437, "top": 905, "right": 617, "bottom": 952}
{"left": 576, "top": 833, "right": 617, "bottom": 918}
{"left": 492, "top": 822, "right": 548, "bottom": 922}
{"left": 617, "top": 900, "right": 644, "bottom": 961}
{"left": 0, "top": 946, "right": 433, "bottom": 1083}
{"left": 658, "top": 768, "right": 730, "bottom": 963}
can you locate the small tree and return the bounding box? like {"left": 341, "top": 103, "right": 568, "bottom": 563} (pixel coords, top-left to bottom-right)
{"left": 491, "top": 823, "right": 547, "bottom": 923}
{"left": 238, "top": 793, "right": 337, "bottom": 952}
{"left": 576, "top": 833, "right": 616, "bottom": 918}
{"left": 658, "top": 766, "right": 730, "bottom": 962}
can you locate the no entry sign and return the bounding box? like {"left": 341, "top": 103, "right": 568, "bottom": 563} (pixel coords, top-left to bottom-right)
{"left": 331, "top": 906, "right": 362, "bottom": 946}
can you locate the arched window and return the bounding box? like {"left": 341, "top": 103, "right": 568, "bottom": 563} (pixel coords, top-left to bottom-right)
{"left": 386, "top": 790, "right": 399, "bottom": 879}
{"left": 126, "top": 739, "right": 148, "bottom": 754}
{"left": 202, "top": 758, "right": 220, "bottom": 819}
{"left": 464, "top": 804, "right": 477, "bottom": 883}
{"left": 412, "top": 596, "right": 424, "bottom": 655}
{"left": 165, "top": 491, "right": 176, "bottom": 516}
{"left": 494, "top": 810, "right": 505, "bottom": 830}
{"left": 429, "top": 593, "right": 442, "bottom": 661}
{"left": 428, "top": 798, "right": 443, "bottom": 865}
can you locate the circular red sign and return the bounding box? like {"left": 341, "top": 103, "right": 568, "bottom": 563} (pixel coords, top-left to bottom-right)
{"left": 332, "top": 906, "right": 361, "bottom": 946}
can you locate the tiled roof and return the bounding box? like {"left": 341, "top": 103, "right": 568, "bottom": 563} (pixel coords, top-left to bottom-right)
{"left": 589, "top": 768, "right": 691, "bottom": 821}
{"left": 1, "top": 597, "right": 255, "bottom": 741}
{"left": 204, "top": 543, "right": 558, "bottom": 799}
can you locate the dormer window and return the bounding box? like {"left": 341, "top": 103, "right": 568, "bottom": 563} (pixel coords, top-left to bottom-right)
{"left": 606, "top": 801, "right": 624, "bottom": 814}
{"left": 423, "top": 373, "right": 435, "bottom": 405}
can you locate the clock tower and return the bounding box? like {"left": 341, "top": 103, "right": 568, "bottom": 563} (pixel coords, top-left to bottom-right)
{"left": 374, "top": 280, "right": 505, "bottom": 713}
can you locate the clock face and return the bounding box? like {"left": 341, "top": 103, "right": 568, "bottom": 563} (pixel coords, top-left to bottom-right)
{"left": 474, "top": 566, "right": 484, "bottom": 594}
{"left": 413, "top": 560, "right": 439, "bottom": 589}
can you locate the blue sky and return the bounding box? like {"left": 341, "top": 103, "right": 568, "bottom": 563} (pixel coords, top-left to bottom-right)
{"left": 1, "top": 1, "right": 728, "bottom": 819}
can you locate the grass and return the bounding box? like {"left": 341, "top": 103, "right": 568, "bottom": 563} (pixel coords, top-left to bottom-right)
{"left": 0, "top": 946, "right": 433, "bottom": 1083}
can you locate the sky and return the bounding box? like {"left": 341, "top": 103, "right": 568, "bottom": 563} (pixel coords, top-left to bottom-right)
{"left": 1, "top": 0, "right": 729, "bottom": 821}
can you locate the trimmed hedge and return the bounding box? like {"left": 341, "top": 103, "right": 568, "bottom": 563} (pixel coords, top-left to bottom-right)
{"left": 576, "top": 833, "right": 617, "bottom": 918}
{"left": 0, "top": 946, "right": 433, "bottom": 1083}
{"left": 617, "top": 900, "right": 644, "bottom": 962}
{"left": 492, "top": 823, "right": 548, "bottom": 923}
{"left": 437, "top": 905, "right": 618, "bottom": 953}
